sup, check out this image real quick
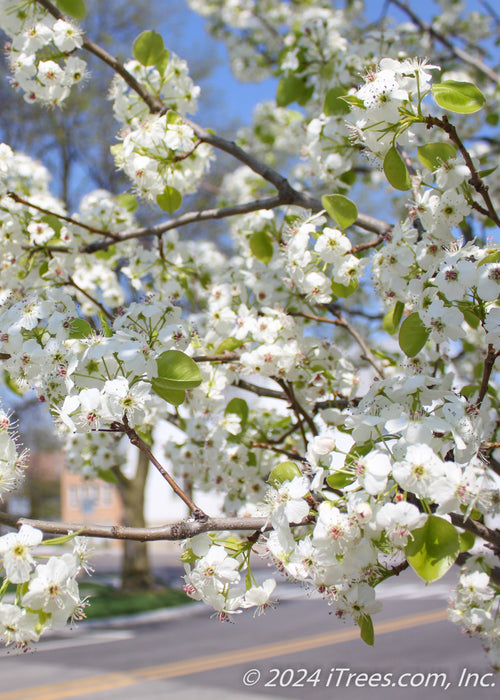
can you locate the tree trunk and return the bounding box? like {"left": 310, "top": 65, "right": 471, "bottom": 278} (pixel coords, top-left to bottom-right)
{"left": 114, "top": 450, "right": 155, "bottom": 592}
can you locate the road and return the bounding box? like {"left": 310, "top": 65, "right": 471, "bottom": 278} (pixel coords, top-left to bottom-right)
{"left": 0, "top": 576, "right": 497, "bottom": 700}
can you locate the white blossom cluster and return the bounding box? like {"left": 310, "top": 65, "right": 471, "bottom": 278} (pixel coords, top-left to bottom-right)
{"left": 0, "top": 0, "right": 87, "bottom": 105}
{"left": 109, "top": 59, "right": 213, "bottom": 202}
{"left": 182, "top": 533, "right": 277, "bottom": 620}
{"left": 0, "top": 525, "right": 91, "bottom": 648}
{"left": 449, "top": 546, "right": 500, "bottom": 672}
{"left": 0, "top": 408, "right": 28, "bottom": 499}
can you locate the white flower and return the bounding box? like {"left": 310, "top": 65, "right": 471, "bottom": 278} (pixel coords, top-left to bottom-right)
{"left": 265, "top": 476, "right": 310, "bottom": 529}
{"left": 392, "top": 443, "right": 445, "bottom": 499}
{"left": 0, "top": 525, "right": 43, "bottom": 583}
{"left": 376, "top": 502, "right": 427, "bottom": 546}
{"left": 484, "top": 306, "right": 500, "bottom": 348}
{"left": 355, "top": 450, "right": 392, "bottom": 495}
{"left": 52, "top": 19, "right": 83, "bottom": 52}
{"left": 0, "top": 604, "right": 39, "bottom": 646}
{"left": 477, "top": 263, "right": 500, "bottom": 301}
{"left": 242, "top": 578, "right": 277, "bottom": 615}
{"left": 22, "top": 556, "right": 80, "bottom": 614}
{"left": 314, "top": 228, "right": 351, "bottom": 263}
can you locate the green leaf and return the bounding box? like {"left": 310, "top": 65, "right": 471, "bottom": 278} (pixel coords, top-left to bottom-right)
{"left": 41, "top": 214, "right": 62, "bottom": 236}
{"left": 56, "top": 0, "right": 86, "bottom": 19}
{"left": 486, "top": 112, "right": 499, "bottom": 127}
{"left": 3, "top": 371, "right": 23, "bottom": 397}
{"left": 276, "top": 75, "right": 314, "bottom": 107}
{"left": 460, "top": 384, "right": 478, "bottom": 399}
{"left": 133, "top": 30, "right": 166, "bottom": 67}
{"left": 331, "top": 279, "right": 358, "bottom": 298}
{"left": 157, "top": 187, "right": 182, "bottom": 214}
{"left": 214, "top": 337, "right": 244, "bottom": 355}
{"left": 249, "top": 231, "right": 273, "bottom": 264}
{"left": 432, "top": 80, "right": 486, "bottom": 114}
{"left": 155, "top": 350, "right": 202, "bottom": 390}
{"left": 156, "top": 48, "right": 171, "bottom": 76}
{"left": 326, "top": 471, "right": 356, "bottom": 489}
{"left": 225, "top": 397, "right": 249, "bottom": 434}
{"left": 321, "top": 194, "right": 358, "bottom": 230}
{"left": 151, "top": 378, "right": 186, "bottom": 406}
{"left": 383, "top": 301, "right": 405, "bottom": 335}
{"left": 456, "top": 301, "right": 481, "bottom": 329}
{"left": 459, "top": 530, "right": 475, "bottom": 552}
{"left": 69, "top": 318, "right": 93, "bottom": 339}
{"left": 417, "top": 142, "right": 457, "bottom": 171}
{"left": 383, "top": 146, "right": 412, "bottom": 191}
{"left": 340, "top": 94, "right": 365, "bottom": 110}
{"left": 268, "top": 461, "right": 302, "bottom": 487}
{"left": 116, "top": 194, "right": 138, "bottom": 213}
{"left": 98, "top": 311, "right": 113, "bottom": 338}
{"left": 179, "top": 547, "right": 198, "bottom": 563}
{"left": 406, "top": 515, "right": 460, "bottom": 583}
{"left": 478, "top": 250, "right": 500, "bottom": 266}
{"left": 398, "top": 313, "right": 429, "bottom": 357}
{"left": 359, "top": 614, "right": 374, "bottom": 646}
{"left": 323, "top": 87, "right": 350, "bottom": 116}
{"left": 96, "top": 468, "right": 118, "bottom": 484}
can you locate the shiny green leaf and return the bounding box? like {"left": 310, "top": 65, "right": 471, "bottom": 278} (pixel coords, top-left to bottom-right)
{"left": 406, "top": 516, "right": 460, "bottom": 583}
{"left": 432, "top": 80, "right": 486, "bottom": 114}
{"left": 398, "top": 313, "right": 429, "bottom": 357}
{"left": 133, "top": 30, "right": 165, "bottom": 67}
{"left": 383, "top": 146, "right": 412, "bottom": 191}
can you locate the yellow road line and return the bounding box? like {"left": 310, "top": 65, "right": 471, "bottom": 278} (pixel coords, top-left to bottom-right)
{"left": 0, "top": 608, "right": 448, "bottom": 700}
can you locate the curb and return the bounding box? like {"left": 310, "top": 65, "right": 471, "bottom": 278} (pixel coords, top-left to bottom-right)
{"left": 79, "top": 600, "right": 206, "bottom": 629}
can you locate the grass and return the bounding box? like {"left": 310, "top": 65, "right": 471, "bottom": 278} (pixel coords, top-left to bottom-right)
{"left": 79, "top": 582, "right": 194, "bottom": 620}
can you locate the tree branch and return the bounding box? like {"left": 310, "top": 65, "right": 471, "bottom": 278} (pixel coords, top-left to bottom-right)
{"left": 6, "top": 191, "right": 120, "bottom": 240}
{"left": 233, "top": 378, "right": 288, "bottom": 401}
{"left": 326, "top": 307, "right": 386, "bottom": 379}
{"left": 475, "top": 344, "right": 500, "bottom": 408}
{"left": 109, "top": 418, "right": 207, "bottom": 521}
{"left": 450, "top": 513, "right": 500, "bottom": 549}
{"left": 389, "top": 0, "right": 500, "bottom": 85}
{"left": 0, "top": 510, "right": 269, "bottom": 541}
{"left": 426, "top": 115, "right": 500, "bottom": 228}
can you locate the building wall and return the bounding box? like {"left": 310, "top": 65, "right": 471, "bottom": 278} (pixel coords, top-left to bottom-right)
{"left": 61, "top": 471, "right": 123, "bottom": 525}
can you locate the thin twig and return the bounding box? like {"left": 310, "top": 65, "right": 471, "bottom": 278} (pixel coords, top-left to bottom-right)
{"left": 426, "top": 115, "right": 500, "bottom": 228}
{"left": 234, "top": 378, "right": 288, "bottom": 400}
{"left": 110, "top": 417, "right": 207, "bottom": 520}
{"left": 66, "top": 275, "right": 114, "bottom": 320}
{"left": 277, "top": 379, "right": 318, "bottom": 438}
{"left": 7, "top": 191, "right": 120, "bottom": 240}
{"left": 250, "top": 441, "right": 303, "bottom": 461}
{"left": 475, "top": 345, "right": 500, "bottom": 408}
{"left": 327, "top": 307, "right": 386, "bottom": 379}
{"left": 192, "top": 352, "right": 241, "bottom": 363}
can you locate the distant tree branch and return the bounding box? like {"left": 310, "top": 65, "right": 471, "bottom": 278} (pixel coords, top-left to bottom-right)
{"left": 389, "top": 0, "right": 500, "bottom": 85}
{"left": 7, "top": 191, "right": 119, "bottom": 240}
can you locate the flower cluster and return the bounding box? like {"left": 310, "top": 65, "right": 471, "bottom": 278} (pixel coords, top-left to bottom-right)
{"left": 0, "top": 525, "right": 90, "bottom": 647}
{"left": 1, "top": 0, "right": 87, "bottom": 105}
{"left": 110, "top": 58, "right": 212, "bottom": 202}
{"left": 449, "top": 548, "right": 500, "bottom": 671}
{"left": 182, "top": 533, "right": 277, "bottom": 620}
